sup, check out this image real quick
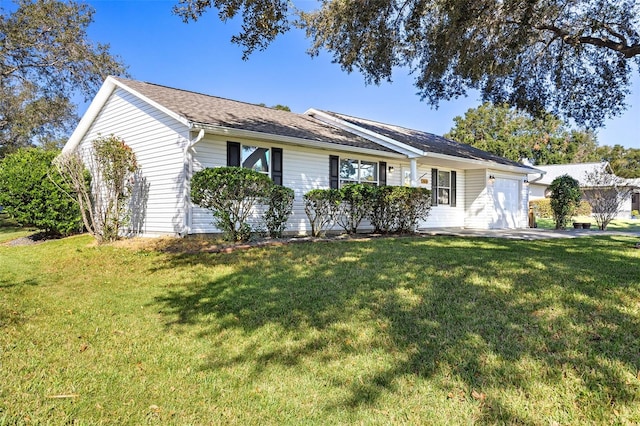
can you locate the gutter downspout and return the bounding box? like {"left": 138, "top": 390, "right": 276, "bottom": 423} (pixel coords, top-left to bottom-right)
{"left": 527, "top": 170, "right": 547, "bottom": 184}
{"left": 184, "top": 129, "right": 205, "bottom": 236}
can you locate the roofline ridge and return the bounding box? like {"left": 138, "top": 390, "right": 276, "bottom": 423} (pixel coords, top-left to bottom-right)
{"left": 112, "top": 76, "right": 299, "bottom": 115}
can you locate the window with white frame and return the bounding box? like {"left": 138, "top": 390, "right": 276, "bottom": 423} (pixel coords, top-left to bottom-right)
{"left": 242, "top": 145, "right": 270, "bottom": 174}
{"left": 340, "top": 158, "right": 378, "bottom": 186}
{"left": 437, "top": 170, "right": 451, "bottom": 205}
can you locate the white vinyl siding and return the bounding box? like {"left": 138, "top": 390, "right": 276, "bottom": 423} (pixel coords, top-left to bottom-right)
{"left": 464, "top": 169, "right": 491, "bottom": 229}
{"left": 77, "top": 88, "right": 189, "bottom": 236}
{"left": 423, "top": 167, "right": 465, "bottom": 228}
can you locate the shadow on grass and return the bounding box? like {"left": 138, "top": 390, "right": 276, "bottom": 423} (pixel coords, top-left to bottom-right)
{"left": 153, "top": 236, "right": 640, "bottom": 423}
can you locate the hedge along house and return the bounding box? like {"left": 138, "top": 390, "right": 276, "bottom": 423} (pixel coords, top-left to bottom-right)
{"left": 62, "top": 77, "right": 538, "bottom": 237}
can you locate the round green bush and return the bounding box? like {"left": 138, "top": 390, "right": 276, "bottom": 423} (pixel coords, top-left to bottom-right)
{"left": 0, "top": 148, "right": 83, "bottom": 235}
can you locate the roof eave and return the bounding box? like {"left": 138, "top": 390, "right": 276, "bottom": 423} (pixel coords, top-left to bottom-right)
{"left": 189, "top": 123, "right": 407, "bottom": 159}
{"left": 304, "top": 108, "right": 424, "bottom": 157}
{"left": 424, "top": 151, "right": 538, "bottom": 174}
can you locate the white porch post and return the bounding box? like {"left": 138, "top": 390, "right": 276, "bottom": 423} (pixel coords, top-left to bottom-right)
{"left": 410, "top": 158, "right": 418, "bottom": 187}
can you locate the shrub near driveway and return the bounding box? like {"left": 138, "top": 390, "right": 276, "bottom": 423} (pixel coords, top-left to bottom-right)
{"left": 1, "top": 235, "right": 639, "bottom": 424}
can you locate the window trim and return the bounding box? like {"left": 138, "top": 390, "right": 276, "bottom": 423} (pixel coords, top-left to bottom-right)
{"left": 339, "top": 158, "right": 379, "bottom": 187}
{"left": 227, "top": 141, "right": 283, "bottom": 185}
{"left": 431, "top": 168, "right": 457, "bottom": 207}
{"left": 241, "top": 145, "right": 271, "bottom": 176}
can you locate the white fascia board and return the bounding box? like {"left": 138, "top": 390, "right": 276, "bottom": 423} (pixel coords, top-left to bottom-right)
{"left": 424, "top": 151, "right": 538, "bottom": 174}
{"left": 62, "top": 77, "right": 117, "bottom": 154}
{"left": 62, "top": 76, "right": 190, "bottom": 155}
{"left": 304, "top": 108, "right": 424, "bottom": 157}
{"left": 190, "top": 123, "right": 406, "bottom": 159}
{"left": 112, "top": 79, "right": 190, "bottom": 128}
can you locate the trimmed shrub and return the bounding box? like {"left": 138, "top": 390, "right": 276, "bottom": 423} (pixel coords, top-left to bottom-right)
{"left": 0, "top": 148, "right": 82, "bottom": 236}
{"left": 530, "top": 198, "right": 591, "bottom": 219}
{"left": 336, "top": 183, "right": 374, "bottom": 234}
{"left": 368, "top": 186, "right": 432, "bottom": 234}
{"left": 303, "top": 189, "right": 340, "bottom": 237}
{"left": 391, "top": 186, "right": 432, "bottom": 233}
{"left": 264, "top": 185, "right": 295, "bottom": 238}
{"left": 529, "top": 198, "right": 554, "bottom": 219}
{"left": 549, "top": 174, "right": 581, "bottom": 229}
{"left": 191, "top": 167, "right": 273, "bottom": 241}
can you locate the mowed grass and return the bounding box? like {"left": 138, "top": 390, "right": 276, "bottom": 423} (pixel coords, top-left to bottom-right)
{"left": 536, "top": 216, "right": 640, "bottom": 232}
{"left": 0, "top": 213, "right": 36, "bottom": 243}
{"left": 1, "top": 234, "right": 640, "bottom": 424}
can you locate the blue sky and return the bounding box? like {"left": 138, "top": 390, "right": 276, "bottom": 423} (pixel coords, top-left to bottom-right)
{"left": 82, "top": 0, "right": 640, "bottom": 149}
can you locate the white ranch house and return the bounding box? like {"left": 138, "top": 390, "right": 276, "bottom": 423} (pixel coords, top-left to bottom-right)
{"left": 63, "top": 77, "right": 538, "bottom": 237}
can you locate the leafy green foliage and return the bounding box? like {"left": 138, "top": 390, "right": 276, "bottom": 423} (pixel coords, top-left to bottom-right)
{"left": 368, "top": 186, "right": 432, "bottom": 233}
{"left": 530, "top": 198, "right": 591, "bottom": 219}
{"left": 549, "top": 175, "right": 582, "bottom": 229}
{"left": 54, "top": 135, "right": 139, "bottom": 243}
{"left": 264, "top": 184, "right": 294, "bottom": 238}
{"left": 0, "top": 148, "right": 82, "bottom": 235}
{"left": 191, "top": 167, "right": 274, "bottom": 241}
{"left": 445, "top": 103, "right": 599, "bottom": 165}
{"left": 336, "top": 183, "right": 374, "bottom": 234}
{"left": 175, "top": 0, "right": 640, "bottom": 128}
{"left": 0, "top": 0, "right": 127, "bottom": 156}
{"left": 303, "top": 188, "right": 340, "bottom": 237}
{"left": 173, "top": 0, "right": 290, "bottom": 59}
{"left": 596, "top": 145, "right": 640, "bottom": 179}
{"left": 91, "top": 135, "right": 138, "bottom": 241}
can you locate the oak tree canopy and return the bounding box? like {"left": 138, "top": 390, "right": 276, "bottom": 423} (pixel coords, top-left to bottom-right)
{"left": 174, "top": 0, "right": 640, "bottom": 128}
{"left": 0, "top": 0, "right": 127, "bottom": 156}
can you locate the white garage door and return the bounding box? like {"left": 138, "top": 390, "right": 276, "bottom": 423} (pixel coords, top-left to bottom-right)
{"left": 492, "top": 178, "right": 520, "bottom": 228}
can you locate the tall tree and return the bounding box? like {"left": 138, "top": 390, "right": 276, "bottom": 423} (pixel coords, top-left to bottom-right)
{"left": 445, "top": 103, "right": 598, "bottom": 165}
{"left": 173, "top": 0, "right": 640, "bottom": 128}
{"left": 595, "top": 144, "right": 640, "bottom": 178}
{"left": 0, "top": 0, "right": 127, "bottom": 156}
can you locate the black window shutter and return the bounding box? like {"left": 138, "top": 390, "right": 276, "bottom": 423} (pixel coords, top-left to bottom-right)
{"left": 431, "top": 168, "right": 438, "bottom": 206}
{"left": 227, "top": 141, "right": 241, "bottom": 167}
{"left": 329, "top": 155, "right": 339, "bottom": 189}
{"left": 450, "top": 171, "right": 457, "bottom": 207}
{"left": 272, "top": 147, "right": 283, "bottom": 186}
{"left": 379, "top": 162, "right": 387, "bottom": 186}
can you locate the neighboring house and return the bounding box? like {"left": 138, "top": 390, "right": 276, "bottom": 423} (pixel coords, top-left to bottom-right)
{"left": 62, "top": 77, "right": 538, "bottom": 237}
{"left": 528, "top": 162, "right": 640, "bottom": 218}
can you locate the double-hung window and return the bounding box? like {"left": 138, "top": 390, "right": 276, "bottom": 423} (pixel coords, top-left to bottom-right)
{"left": 431, "top": 168, "right": 457, "bottom": 207}
{"left": 437, "top": 170, "right": 451, "bottom": 204}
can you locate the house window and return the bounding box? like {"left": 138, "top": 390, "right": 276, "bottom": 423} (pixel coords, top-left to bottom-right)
{"left": 242, "top": 145, "right": 270, "bottom": 174}
{"left": 339, "top": 158, "right": 378, "bottom": 186}
{"left": 431, "top": 168, "right": 456, "bottom": 207}
{"left": 437, "top": 170, "right": 451, "bottom": 204}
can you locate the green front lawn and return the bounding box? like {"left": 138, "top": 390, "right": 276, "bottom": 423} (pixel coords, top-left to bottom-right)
{"left": 1, "top": 234, "right": 639, "bottom": 424}
{"left": 0, "top": 213, "right": 36, "bottom": 243}
{"left": 536, "top": 216, "right": 640, "bottom": 232}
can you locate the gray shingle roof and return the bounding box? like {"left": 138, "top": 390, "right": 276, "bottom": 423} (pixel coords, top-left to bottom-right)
{"left": 114, "top": 78, "right": 395, "bottom": 153}
{"left": 322, "top": 111, "right": 535, "bottom": 169}
{"left": 532, "top": 163, "right": 609, "bottom": 185}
